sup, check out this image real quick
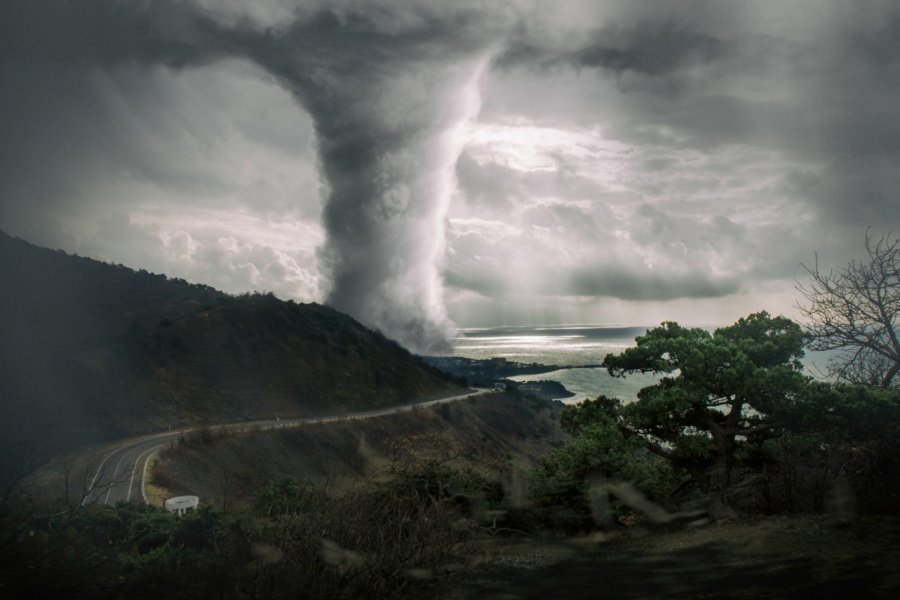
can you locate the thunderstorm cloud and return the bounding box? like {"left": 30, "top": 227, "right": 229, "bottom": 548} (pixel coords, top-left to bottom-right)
{"left": 2, "top": 0, "right": 900, "bottom": 348}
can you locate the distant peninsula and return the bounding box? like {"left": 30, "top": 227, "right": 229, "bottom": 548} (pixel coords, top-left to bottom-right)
{"left": 424, "top": 356, "right": 602, "bottom": 401}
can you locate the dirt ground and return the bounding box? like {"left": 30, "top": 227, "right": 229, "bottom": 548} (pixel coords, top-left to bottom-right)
{"left": 434, "top": 515, "right": 900, "bottom": 599}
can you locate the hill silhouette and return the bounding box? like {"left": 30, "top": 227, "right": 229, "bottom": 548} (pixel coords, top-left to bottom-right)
{"left": 0, "top": 230, "right": 465, "bottom": 493}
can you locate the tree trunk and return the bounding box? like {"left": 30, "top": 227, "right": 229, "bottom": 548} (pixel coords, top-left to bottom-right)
{"left": 708, "top": 433, "right": 738, "bottom": 521}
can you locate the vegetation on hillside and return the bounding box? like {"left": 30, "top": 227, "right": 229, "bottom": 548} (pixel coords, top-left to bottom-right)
{"left": 2, "top": 393, "right": 566, "bottom": 599}
{"left": 1, "top": 478, "right": 474, "bottom": 598}
{"left": 530, "top": 311, "right": 900, "bottom": 531}
{"left": 3, "top": 377, "right": 899, "bottom": 598}
{"left": 0, "top": 230, "right": 465, "bottom": 495}
{"left": 532, "top": 229, "right": 900, "bottom": 530}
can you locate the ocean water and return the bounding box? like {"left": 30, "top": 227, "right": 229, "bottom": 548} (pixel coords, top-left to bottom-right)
{"left": 450, "top": 325, "right": 836, "bottom": 405}
{"left": 450, "top": 325, "right": 659, "bottom": 404}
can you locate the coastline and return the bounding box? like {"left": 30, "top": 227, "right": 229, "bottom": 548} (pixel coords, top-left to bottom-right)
{"left": 425, "top": 356, "right": 660, "bottom": 404}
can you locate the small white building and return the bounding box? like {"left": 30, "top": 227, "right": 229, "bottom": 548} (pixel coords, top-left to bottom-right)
{"left": 165, "top": 495, "right": 200, "bottom": 515}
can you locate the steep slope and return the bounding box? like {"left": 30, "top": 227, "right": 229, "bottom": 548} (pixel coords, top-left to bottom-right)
{"left": 0, "top": 230, "right": 465, "bottom": 492}
{"left": 147, "top": 392, "right": 567, "bottom": 512}
{"left": 122, "top": 293, "right": 466, "bottom": 425}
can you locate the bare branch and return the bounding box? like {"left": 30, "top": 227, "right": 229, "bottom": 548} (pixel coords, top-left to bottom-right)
{"left": 796, "top": 230, "right": 900, "bottom": 388}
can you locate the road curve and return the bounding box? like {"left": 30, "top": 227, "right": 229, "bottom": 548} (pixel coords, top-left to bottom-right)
{"left": 83, "top": 388, "right": 495, "bottom": 506}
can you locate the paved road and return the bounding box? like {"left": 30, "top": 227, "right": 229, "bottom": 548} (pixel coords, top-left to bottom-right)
{"left": 83, "top": 388, "right": 494, "bottom": 506}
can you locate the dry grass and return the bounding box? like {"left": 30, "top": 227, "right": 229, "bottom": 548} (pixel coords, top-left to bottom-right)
{"left": 144, "top": 455, "right": 173, "bottom": 508}
{"left": 149, "top": 394, "right": 566, "bottom": 512}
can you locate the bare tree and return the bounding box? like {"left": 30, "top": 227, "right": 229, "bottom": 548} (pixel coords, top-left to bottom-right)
{"left": 796, "top": 231, "right": 900, "bottom": 388}
{"left": 63, "top": 450, "right": 133, "bottom": 510}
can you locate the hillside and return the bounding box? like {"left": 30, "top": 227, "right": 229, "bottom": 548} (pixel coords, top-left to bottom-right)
{"left": 145, "top": 392, "right": 566, "bottom": 511}
{"left": 0, "top": 230, "right": 466, "bottom": 492}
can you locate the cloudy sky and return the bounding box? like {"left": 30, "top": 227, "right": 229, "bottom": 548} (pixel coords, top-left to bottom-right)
{"left": 2, "top": 0, "right": 899, "bottom": 354}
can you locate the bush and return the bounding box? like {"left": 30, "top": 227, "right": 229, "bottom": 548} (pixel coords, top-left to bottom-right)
{"left": 150, "top": 461, "right": 174, "bottom": 490}
{"left": 1, "top": 433, "right": 537, "bottom": 598}
{"left": 255, "top": 477, "right": 329, "bottom": 517}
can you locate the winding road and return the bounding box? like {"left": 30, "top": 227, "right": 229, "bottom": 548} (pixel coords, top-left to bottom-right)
{"left": 82, "top": 388, "right": 493, "bottom": 506}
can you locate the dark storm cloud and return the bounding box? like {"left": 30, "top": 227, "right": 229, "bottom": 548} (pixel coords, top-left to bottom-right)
{"left": 446, "top": 196, "right": 741, "bottom": 304}
{"left": 7, "top": 0, "right": 900, "bottom": 332}
{"left": 443, "top": 264, "right": 507, "bottom": 298}
{"left": 785, "top": 157, "right": 900, "bottom": 230}
{"left": 0, "top": 1, "right": 231, "bottom": 184}
{"left": 765, "top": 9, "right": 900, "bottom": 238}
{"left": 0, "top": 0, "right": 231, "bottom": 249}
{"left": 0, "top": 0, "right": 221, "bottom": 67}
{"left": 496, "top": 2, "right": 900, "bottom": 253}
{"left": 496, "top": 15, "right": 727, "bottom": 89}
{"left": 571, "top": 20, "right": 726, "bottom": 78}
{"left": 846, "top": 15, "right": 900, "bottom": 66}
{"left": 566, "top": 265, "right": 740, "bottom": 302}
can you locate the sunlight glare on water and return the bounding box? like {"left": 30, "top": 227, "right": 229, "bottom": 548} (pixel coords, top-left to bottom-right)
{"left": 452, "top": 325, "right": 646, "bottom": 366}
{"left": 451, "top": 325, "right": 837, "bottom": 404}
{"left": 451, "top": 325, "right": 655, "bottom": 403}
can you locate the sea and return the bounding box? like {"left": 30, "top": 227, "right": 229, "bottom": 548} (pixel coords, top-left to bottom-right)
{"left": 449, "top": 325, "right": 657, "bottom": 404}
{"left": 450, "top": 325, "right": 836, "bottom": 405}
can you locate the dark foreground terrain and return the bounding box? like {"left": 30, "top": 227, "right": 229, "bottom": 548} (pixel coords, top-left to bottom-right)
{"left": 5, "top": 392, "right": 900, "bottom": 599}
{"left": 437, "top": 515, "right": 900, "bottom": 599}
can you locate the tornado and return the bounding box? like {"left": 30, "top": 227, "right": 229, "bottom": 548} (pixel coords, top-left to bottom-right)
{"left": 1, "top": 0, "right": 514, "bottom": 354}
{"left": 233, "top": 7, "right": 505, "bottom": 354}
